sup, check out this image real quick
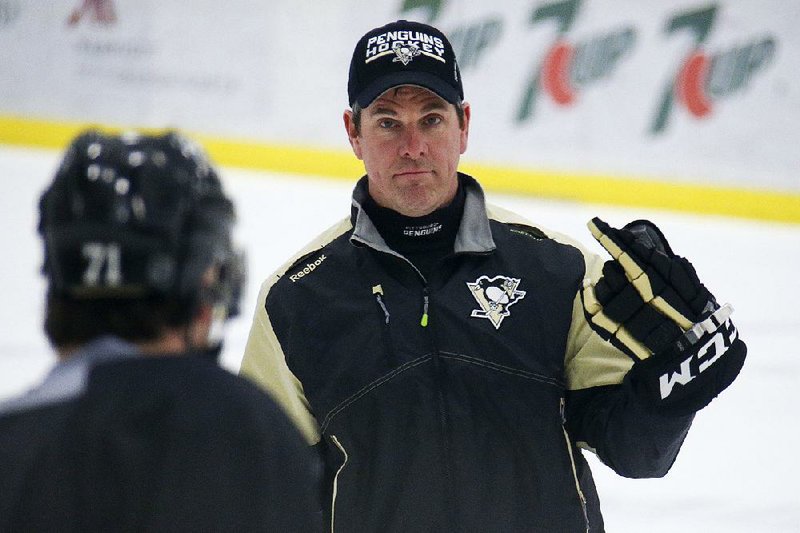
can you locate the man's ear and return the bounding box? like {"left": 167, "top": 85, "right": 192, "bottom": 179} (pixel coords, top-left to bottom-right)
{"left": 460, "top": 102, "right": 471, "bottom": 155}
{"left": 188, "top": 266, "right": 218, "bottom": 347}
{"left": 187, "top": 300, "right": 214, "bottom": 349}
{"left": 343, "top": 109, "right": 363, "bottom": 160}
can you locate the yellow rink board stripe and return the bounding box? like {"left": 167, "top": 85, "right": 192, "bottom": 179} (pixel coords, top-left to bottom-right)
{"left": 2, "top": 114, "right": 799, "bottom": 224}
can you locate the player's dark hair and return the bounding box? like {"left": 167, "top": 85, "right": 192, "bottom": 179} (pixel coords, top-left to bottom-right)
{"left": 44, "top": 293, "right": 193, "bottom": 347}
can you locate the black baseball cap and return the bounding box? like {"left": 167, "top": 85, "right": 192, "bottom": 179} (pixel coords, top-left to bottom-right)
{"left": 347, "top": 20, "right": 463, "bottom": 108}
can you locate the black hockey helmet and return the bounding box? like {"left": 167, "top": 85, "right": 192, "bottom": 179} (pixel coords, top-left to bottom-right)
{"left": 38, "top": 129, "right": 245, "bottom": 317}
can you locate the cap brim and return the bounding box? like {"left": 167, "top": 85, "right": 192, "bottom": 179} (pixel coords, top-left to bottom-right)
{"left": 353, "top": 71, "right": 461, "bottom": 108}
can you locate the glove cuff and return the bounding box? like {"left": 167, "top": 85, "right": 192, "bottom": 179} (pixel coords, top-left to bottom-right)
{"left": 625, "top": 310, "right": 746, "bottom": 416}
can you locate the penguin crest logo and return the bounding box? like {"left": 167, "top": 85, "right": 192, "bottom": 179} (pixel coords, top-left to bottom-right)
{"left": 392, "top": 41, "right": 421, "bottom": 65}
{"left": 467, "top": 275, "right": 526, "bottom": 329}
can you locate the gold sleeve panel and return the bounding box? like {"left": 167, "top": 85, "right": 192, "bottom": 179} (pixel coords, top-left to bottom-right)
{"left": 240, "top": 281, "right": 321, "bottom": 445}
{"left": 239, "top": 217, "right": 353, "bottom": 445}
{"left": 485, "top": 203, "right": 539, "bottom": 226}
{"left": 562, "top": 239, "right": 634, "bottom": 390}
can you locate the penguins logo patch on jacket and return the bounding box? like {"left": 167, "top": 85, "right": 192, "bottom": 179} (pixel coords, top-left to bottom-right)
{"left": 467, "top": 275, "right": 526, "bottom": 329}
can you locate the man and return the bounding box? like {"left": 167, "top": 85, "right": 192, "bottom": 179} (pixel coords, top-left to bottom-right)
{"left": 0, "top": 130, "right": 322, "bottom": 531}
{"left": 240, "top": 20, "right": 746, "bottom": 532}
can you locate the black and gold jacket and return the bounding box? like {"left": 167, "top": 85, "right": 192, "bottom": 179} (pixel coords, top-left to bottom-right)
{"left": 241, "top": 174, "right": 693, "bottom": 533}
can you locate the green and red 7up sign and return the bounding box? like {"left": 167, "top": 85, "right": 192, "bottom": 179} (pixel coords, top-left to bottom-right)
{"left": 515, "top": 0, "right": 636, "bottom": 122}
{"left": 508, "top": 1, "right": 775, "bottom": 133}
{"left": 650, "top": 5, "right": 775, "bottom": 133}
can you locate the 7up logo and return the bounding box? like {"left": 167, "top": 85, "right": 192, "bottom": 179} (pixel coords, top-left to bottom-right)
{"left": 516, "top": 0, "right": 636, "bottom": 122}
{"left": 401, "top": 0, "right": 503, "bottom": 71}
{"left": 651, "top": 5, "right": 776, "bottom": 133}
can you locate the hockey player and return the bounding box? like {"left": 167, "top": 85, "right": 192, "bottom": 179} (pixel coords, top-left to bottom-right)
{"left": 240, "top": 20, "right": 747, "bottom": 532}
{"left": 0, "top": 130, "right": 322, "bottom": 531}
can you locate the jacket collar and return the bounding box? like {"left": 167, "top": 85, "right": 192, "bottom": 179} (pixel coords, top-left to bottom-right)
{"left": 349, "top": 172, "right": 496, "bottom": 255}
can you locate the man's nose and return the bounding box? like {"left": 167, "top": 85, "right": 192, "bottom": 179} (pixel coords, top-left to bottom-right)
{"left": 400, "top": 126, "right": 426, "bottom": 159}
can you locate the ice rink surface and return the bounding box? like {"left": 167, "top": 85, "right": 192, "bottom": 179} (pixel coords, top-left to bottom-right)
{"left": 1, "top": 144, "right": 798, "bottom": 531}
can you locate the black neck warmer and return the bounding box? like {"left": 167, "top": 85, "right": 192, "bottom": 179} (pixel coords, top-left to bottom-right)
{"left": 362, "top": 179, "right": 465, "bottom": 275}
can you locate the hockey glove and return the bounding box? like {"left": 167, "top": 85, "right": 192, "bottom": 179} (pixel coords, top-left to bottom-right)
{"left": 581, "top": 217, "right": 746, "bottom": 415}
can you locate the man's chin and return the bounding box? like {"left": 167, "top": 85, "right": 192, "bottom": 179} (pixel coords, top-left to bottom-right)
{"left": 393, "top": 193, "right": 442, "bottom": 217}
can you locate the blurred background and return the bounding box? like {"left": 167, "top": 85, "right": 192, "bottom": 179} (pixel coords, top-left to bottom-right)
{"left": 2, "top": 0, "right": 798, "bottom": 220}
{"left": 1, "top": 1, "right": 798, "bottom": 531}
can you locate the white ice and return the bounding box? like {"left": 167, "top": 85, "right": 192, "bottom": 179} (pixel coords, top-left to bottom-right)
{"left": 1, "top": 144, "right": 798, "bottom": 532}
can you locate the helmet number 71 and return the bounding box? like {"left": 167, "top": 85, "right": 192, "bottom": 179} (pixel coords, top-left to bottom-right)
{"left": 82, "top": 242, "right": 122, "bottom": 287}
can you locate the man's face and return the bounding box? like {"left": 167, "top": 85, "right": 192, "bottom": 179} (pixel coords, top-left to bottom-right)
{"left": 344, "top": 86, "right": 470, "bottom": 217}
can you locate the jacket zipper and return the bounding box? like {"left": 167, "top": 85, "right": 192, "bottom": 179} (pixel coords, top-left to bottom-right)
{"left": 372, "top": 284, "right": 397, "bottom": 367}
{"left": 329, "top": 434, "right": 349, "bottom": 533}
{"left": 420, "top": 284, "right": 459, "bottom": 529}
{"left": 372, "top": 284, "right": 390, "bottom": 324}
{"left": 420, "top": 289, "right": 430, "bottom": 327}
{"left": 560, "top": 397, "right": 590, "bottom": 532}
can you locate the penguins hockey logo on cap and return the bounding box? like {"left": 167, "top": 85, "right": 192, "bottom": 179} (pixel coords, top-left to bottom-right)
{"left": 467, "top": 275, "right": 526, "bottom": 329}
{"left": 364, "top": 30, "right": 446, "bottom": 64}
{"left": 392, "top": 41, "right": 421, "bottom": 65}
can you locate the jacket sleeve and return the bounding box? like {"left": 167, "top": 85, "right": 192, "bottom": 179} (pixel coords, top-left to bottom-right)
{"left": 240, "top": 278, "right": 322, "bottom": 446}
{"left": 564, "top": 384, "right": 693, "bottom": 478}
{"left": 240, "top": 217, "right": 352, "bottom": 446}
{"left": 562, "top": 236, "right": 694, "bottom": 478}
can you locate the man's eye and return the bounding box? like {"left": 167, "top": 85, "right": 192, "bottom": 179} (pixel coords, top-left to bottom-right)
{"left": 379, "top": 119, "right": 397, "bottom": 129}
{"left": 423, "top": 116, "right": 443, "bottom": 126}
